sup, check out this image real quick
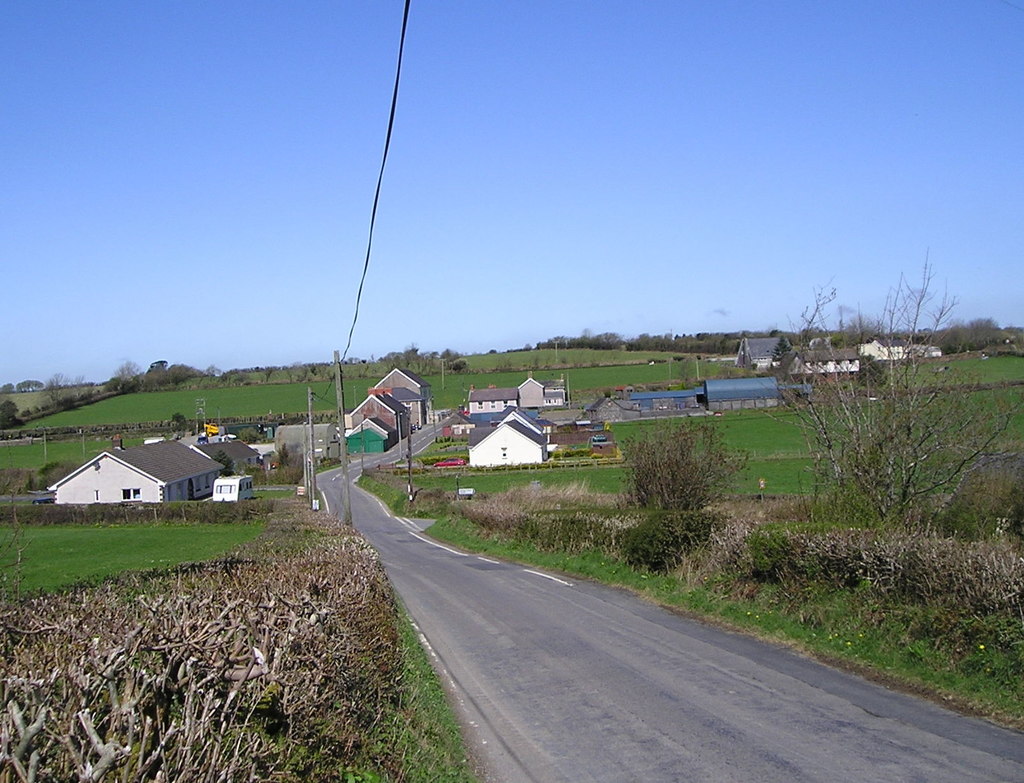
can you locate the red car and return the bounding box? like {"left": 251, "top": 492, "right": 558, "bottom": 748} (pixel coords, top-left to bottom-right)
{"left": 434, "top": 457, "right": 467, "bottom": 467}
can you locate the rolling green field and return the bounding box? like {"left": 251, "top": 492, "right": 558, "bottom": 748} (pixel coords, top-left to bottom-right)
{"left": 6, "top": 523, "right": 264, "bottom": 593}
{"left": 17, "top": 353, "right": 1023, "bottom": 430}
{"left": 411, "top": 463, "right": 626, "bottom": 496}
{"left": 22, "top": 381, "right": 337, "bottom": 428}
{"left": 20, "top": 360, "right": 735, "bottom": 428}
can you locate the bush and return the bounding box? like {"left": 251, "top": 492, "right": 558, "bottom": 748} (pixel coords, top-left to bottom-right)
{"left": 935, "top": 461, "right": 1024, "bottom": 542}
{"left": 621, "top": 420, "right": 745, "bottom": 511}
{"left": 744, "top": 526, "right": 799, "bottom": 582}
{"left": 621, "top": 510, "right": 716, "bottom": 573}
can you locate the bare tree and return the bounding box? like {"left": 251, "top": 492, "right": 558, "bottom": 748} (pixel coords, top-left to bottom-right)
{"left": 792, "top": 266, "right": 1022, "bottom": 526}
{"left": 44, "top": 373, "right": 70, "bottom": 408}
{"left": 108, "top": 361, "right": 141, "bottom": 393}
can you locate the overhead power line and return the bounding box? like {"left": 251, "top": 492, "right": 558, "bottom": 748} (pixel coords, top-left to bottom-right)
{"left": 342, "top": 0, "right": 413, "bottom": 363}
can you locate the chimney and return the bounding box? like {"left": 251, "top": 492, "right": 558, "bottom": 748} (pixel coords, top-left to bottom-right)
{"left": 112, "top": 435, "right": 123, "bottom": 450}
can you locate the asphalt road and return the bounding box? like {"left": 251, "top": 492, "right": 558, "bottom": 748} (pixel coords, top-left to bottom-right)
{"left": 319, "top": 465, "right": 1024, "bottom": 783}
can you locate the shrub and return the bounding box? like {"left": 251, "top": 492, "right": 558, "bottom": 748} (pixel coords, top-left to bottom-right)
{"left": 621, "top": 510, "right": 717, "bottom": 573}
{"left": 935, "top": 461, "right": 1024, "bottom": 542}
{"left": 744, "top": 526, "right": 798, "bottom": 582}
{"left": 621, "top": 420, "right": 745, "bottom": 511}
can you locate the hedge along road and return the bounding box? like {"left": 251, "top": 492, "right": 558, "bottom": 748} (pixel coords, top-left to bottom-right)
{"left": 317, "top": 466, "right": 1024, "bottom": 782}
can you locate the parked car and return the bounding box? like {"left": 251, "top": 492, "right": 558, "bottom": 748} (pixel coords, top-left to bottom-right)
{"left": 590, "top": 434, "right": 608, "bottom": 444}
{"left": 31, "top": 495, "right": 55, "bottom": 504}
{"left": 434, "top": 457, "right": 467, "bottom": 467}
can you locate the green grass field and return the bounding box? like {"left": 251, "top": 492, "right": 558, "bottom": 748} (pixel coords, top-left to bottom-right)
{"left": 412, "top": 463, "right": 626, "bottom": 496}
{"left": 5, "top": 523, "right": 264, "bottom": 593}
{"left": 24, "top": 381, "right": 337, "bottom": 428}
{"left": 1, "top": 436, "right": 146, "bottom": 470}
{"left": 17, "top": 352, "right": 1023, "bottom": 430}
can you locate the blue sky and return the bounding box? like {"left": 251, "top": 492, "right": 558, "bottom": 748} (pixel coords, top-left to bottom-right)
{"left": 3, "top": 1, "right": 1022, "bottom": 384}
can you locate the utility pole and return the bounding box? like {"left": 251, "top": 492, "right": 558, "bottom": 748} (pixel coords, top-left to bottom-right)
{"left": 333, "top": 350, "right": 353, "bottom": 524}
{"left": 307, "top": 386, "right": 318, "bottom": 510}
{"left": 397, "top": 409, "right": 413, "bottom": 503}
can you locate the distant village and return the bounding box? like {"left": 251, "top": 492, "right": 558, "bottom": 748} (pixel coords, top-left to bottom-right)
{"left": 45, "top": 336, "right": 943, "bottom": 503}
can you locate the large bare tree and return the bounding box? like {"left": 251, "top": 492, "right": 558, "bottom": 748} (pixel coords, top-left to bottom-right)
{"left": 792, "top": 266, "right": 1021, "bottom": 526}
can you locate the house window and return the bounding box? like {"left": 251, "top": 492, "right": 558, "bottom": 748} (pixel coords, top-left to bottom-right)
{"left": 122, "top": 488, "right": 141, "bottom": 500}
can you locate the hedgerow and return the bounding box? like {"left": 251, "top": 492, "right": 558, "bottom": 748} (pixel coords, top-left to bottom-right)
{"left": 0, "top": 507, "right": 410, "bottom": 781}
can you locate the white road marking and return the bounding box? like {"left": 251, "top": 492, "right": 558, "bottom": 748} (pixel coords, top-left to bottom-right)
{"left": 523, "top": 569, "right": 574, "bottom": 587}
{"left": 410, "top": 530, "right": 468, "bottom": 556}
{"left": 477, "top": 557, "right": 500, "bottom": 564}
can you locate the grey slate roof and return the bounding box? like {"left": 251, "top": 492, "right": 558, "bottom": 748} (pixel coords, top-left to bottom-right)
{"left": 379, "top": 368, "right": 429, "bottom": 389}
{"left": 630, "top": 389, "right": 698, "bottom": 401}
{"left": 192, "top": 441, "right": 260, "bottom": 463}
{"left": 388, "top": 386, "right": 424, "bottom": 403}
{"left": 111, "top": 441, "right": 220, "bottom": 482}
{"left": 360, "top": 391, "right": 405, "bottom": 414}
{"left": 742, "top": 337, "right": 780, "bottom": 359}
{"left": 468, "top": 419, "right": 547, "bottom": 448}
{"left": 469, "top": 387, "right": 519, "bottom": 402}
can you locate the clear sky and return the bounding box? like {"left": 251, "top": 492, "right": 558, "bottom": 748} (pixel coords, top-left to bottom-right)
{"left": 3, "top": 1, "right": 1022, "bottom": 384}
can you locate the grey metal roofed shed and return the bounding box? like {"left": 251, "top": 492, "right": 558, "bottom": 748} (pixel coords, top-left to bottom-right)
{"left": 701, "top": 378, "right": 781, "bottom": 411}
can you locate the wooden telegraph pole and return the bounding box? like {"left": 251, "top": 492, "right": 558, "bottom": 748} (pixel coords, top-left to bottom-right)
{"left": 307, "top": 386, "right": 318, "bottom": 510}
{"left": 333, "top": 350, "right": 353, "bottom": 524}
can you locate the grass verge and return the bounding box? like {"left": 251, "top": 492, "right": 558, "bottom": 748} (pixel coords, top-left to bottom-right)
{"left": 382, "top": 612, "right": 479, "bottom": 783}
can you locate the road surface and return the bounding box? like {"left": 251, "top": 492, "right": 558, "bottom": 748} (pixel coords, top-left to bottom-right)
{"left": 319, "top": 466, "right": 1024, "bottom": 782}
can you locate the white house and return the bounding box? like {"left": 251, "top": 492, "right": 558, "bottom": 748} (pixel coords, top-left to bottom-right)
{"left": 468, "top": 420, "right": 548, "bottom": 468}
{"left": 789, "top": 348, "right": 861, "bottom": 376}
{"left": 859, "top": 338, "right": 909, "bottom": 361}
{"left": 50, "top": 440, "right": 222, "bottom": 504}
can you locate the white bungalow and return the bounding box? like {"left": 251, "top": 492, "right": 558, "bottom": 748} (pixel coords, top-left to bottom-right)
{"left": 49, "top": 440, "right": 222, "bottom": 504}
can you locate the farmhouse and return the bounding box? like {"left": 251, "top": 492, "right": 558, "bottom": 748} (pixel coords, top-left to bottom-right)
{"left": 468, "top": 386, "right": 520, "bottom": 418}
{"left": 49, "top": 440, "right": 222, "bottom": 504}
{"left": 352, "top": 390, "right": 407, "bottom": 433}
{"left": 735, "top": 337, "right": 781, "bottom": 370}
{"left": 469, "top": 419, "right": 548, "bottom": 467}
{"left": 517, "top": 376, "right": 567, "bottom": 408}
{"left": 788, "top": 348, "right": 861, "bottom": 377}
{"left": 371, "top": 368, "right": 432, "bottom": 427}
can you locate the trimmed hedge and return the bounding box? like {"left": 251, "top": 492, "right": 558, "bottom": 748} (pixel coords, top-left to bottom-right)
{"left": 0, "top": 499, "right": 278, "bottom": 527}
